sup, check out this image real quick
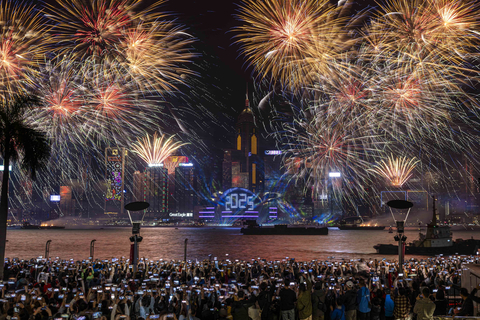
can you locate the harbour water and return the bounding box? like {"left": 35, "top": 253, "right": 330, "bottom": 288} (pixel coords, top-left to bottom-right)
{"left": 6, "top": 227, "right": 479, "bottom": 261}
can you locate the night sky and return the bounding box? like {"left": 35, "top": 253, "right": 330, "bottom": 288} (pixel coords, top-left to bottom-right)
{"left": 33, "top": 0, "right": 383, "bottom": 153}
{"left": 158, "top": 0, "right": 380, "bottom": 150}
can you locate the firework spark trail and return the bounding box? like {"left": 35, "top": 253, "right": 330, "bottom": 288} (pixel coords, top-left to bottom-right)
{"left": 132, "top": 132, "right": 189, "bottom": 165}
{"left": 47, "top": 0, "right": 195, "bottom": 94}
{"left": 0, "top": 1, "right": 51, "bottom": 96}
{"left": 370, "top": 154, "right": 420, "bottom": 187}
{"left": 237, "top": 0, "right": 480, "bottom": 213}
{"left": 235, "top": 0, "right": 362, "bottom": 89}
{"left": 281, "top": 108, "right": 386, "bottom": 200}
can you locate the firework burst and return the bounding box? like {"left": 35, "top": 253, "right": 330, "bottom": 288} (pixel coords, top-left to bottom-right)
{"left": 281, "top": 108, "right": 385, "bottom": 200}
{"left": 235, "top": 0, "right": 359, "bottom": 89}
{"left": 0, "top": 1, "right": 51, "bottom": 96}
{"left": 370, "top": 154, "right": 420, "bottom": 187}
{"left": 48, "top": 0, "right": 194, "bottom": 94}
{"left": 132, "top": 132, "right": 189, "bottom": 165}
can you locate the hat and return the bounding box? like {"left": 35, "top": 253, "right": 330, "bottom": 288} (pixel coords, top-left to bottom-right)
{"left": 346, "top": 281, "right": 354, "bottom": 288}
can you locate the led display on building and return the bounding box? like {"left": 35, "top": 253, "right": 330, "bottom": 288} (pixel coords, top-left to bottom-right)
{"left": 219, "top": 187, "right": 260, "bottom": 218}
{"left": 105, "top": 147, "right": 127, "bottom": 215}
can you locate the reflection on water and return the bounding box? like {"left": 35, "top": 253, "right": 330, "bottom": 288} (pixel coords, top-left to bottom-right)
{"left": 7, "top": 227, "right": 479, "bottom": 261}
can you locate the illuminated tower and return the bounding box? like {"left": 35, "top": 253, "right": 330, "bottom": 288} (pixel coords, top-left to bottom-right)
{"left": 144, "top": 164, "right": 169, "bottom": 219}
{"left": 233, "top": 85, "right": 263, "bottom": 193}
{"left": 174, "top": 162, "right": 197, "bottom": 218}
{"left": 133, "top": 170, "right": 145, "bottom": 201}
{"left": 104, "top": 147, "right": 127, "bottom": 215}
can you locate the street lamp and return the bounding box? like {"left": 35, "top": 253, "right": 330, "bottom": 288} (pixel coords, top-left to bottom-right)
{"left": 328, "top": 172, "right": 341, "bottom": 216}
{"left": 124, "top": 201, "right": 149, "bottom": 274}
{"left": 386, "top": 199, "right": 413, "bottom": 268}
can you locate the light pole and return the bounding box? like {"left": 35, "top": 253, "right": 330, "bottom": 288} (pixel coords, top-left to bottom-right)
{"left": 328, "top": 172, "right": 341, "bottom": 216}
{"left": 387, "top": 200, "right": 413, "bottom": 268}
{"left": 45, "top": 240, "right": 52, "bottom": 260}
{"left": 90, "top": 240, "right": 96, "bottom": 260}
{"left": 125, "top": 201, "right": 149, "bottom": 274}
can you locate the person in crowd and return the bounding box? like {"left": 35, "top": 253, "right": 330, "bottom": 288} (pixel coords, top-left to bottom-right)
{"left": 231, "top": 290, "right": 255, "bottom": 320}
{"left": 454, "top": 288, "right": 474, "bottom": 317}
{"left": 279, "top": 280, "right": 296, "bottom": 320}
{"left": 356, "top": 279, "right": 370, "bottom": 320}
{"left": 432, "top": 288, "right": 446, "bottom": 316}
{"left": 297, "top": 273, "right": 313, "bottom": 320}
{"left": 413, "top": 288, "right": 435, "bottom": 320}
{"left": 331, "top": 298, "right": 346, "bottom": 320}
{"left": 393, "top": 288, "right": 411, "bottom": 320}
{"left": 312, "top": 281, "right": 326, "bottom": 320}
{"left": 342, "top": 281, "right": 357, "bottom": 320}
{"left": 384, "top": 289, "right": 394, "bottom": 320}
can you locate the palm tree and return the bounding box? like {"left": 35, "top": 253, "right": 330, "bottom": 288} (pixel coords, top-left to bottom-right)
{"left": 0, "top": 95, "right": 50, "bottom": 279}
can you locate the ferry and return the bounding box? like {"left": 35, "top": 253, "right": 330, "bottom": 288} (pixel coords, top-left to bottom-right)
{"left": 241, "top": 220, "right": 328, "bottom": 235}
{"left": 374, "top": 197, "right": 480, "bottom": 255}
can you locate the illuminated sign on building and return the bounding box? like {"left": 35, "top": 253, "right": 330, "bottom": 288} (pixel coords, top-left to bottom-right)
{"left": 329, "top": 172, "right": 341, "bottom": 178}
{"left": 219, "top": 188, "right": 260, "bottom": 219}
{"left": 50, "top": 195, "right": 61, "bottom": 202}
{"left": 148, "top": 163, "right": 164, "bottom": 167}
{"left": 169, "top": 212, "right": 193, "bottom": 218}
{"left": 264, "top": 150, "right": 282, "bottom": 155}
{"left": 178, "top": 163, "right": 193, "bottom": 167}
{"left": 105, "top": 147, "right": 127, "bottom": 215}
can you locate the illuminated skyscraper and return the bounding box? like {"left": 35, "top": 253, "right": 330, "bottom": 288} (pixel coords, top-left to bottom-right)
{"left": 133, "top": 171, "right": 145, "bottom": 201}
{"left": 223, "top": 85, "right": 264, "bottom": 193}
{"left": 174, "top": 163, "right": 197, "bottom": 218}
{"left": 104, "top": 147, "right": 127, "bottom": 215}
{"left": 144, "top": 165, "right": 169, "bottom": 219}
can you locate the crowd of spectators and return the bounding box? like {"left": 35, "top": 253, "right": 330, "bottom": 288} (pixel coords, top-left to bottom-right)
{"left": 1, "top": 255, "right": 479, "bottom": 320}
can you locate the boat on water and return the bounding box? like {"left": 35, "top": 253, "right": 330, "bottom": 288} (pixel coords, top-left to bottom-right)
{"left": 241, "top": 220, "right": 328, "bottom": 235}
{"left": 21, "top": 222, "right": 65, "bottom": 230}
{"left": 338, "top": 225, "right": 385, "bottom": 230}
{"left": 337, "top": 217, "right": 385, "bottom": 230}
{"left": 374, "top": 197, "right": 480, "bottom": 256}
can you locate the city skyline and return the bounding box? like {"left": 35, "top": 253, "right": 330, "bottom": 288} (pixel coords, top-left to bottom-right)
{"left": 0, "top": 0, "right": 479, "bottom": 227}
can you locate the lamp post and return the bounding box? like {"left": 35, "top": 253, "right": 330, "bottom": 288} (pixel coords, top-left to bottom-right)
{"left": 90, "top": 240, "right": 96, "bottom": 260}
{"left": 387, "top": 200, "right": 413, "bottom": 268}
{"left": 45, "top": 240, "right": 52, "bottom": 260}
{"left": 125, "top": 201, "right": 149, "bottom": 274}
{"left": 328, "top": 172, "right": 341, "bottom": 216}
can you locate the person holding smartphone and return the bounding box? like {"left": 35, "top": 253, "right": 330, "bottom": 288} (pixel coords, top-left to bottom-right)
{"left": 278, "top": 280, "right": 296, "bottom": 320}
{"left": 297, "top": 273, "right": 313, "bottom": 320}
{"left": 413, "top": 288, "right": 435, "bottom": 320}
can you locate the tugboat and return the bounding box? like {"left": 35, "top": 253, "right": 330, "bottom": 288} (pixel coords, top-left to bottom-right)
{"left": 337, "top": 217, "right": 385, "bottom": 230}
{"left": 374, "top": 197, "right": 480, "bottom": 255}
{"left": 241, "top": 220, "right": 328, "bottom": 235}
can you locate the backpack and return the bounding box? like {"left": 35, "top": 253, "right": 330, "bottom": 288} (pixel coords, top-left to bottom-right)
{"left": 317, "top": 300, "right": 327, "bottom": 313}
{"left": 359, "top": 287, "right": 371, "bottom": 310}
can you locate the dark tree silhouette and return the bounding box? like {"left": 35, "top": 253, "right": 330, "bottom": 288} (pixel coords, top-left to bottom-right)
{"left": 0, "top": 95, "right": 50, "bottom": 278}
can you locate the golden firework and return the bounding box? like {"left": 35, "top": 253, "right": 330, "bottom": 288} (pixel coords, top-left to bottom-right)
{"left": 370, "top": 154, "right": 420, "bottom": 187}
{"left": 0, "top": 1, "right": 51, "bottom": 96}
{"left": 132, "top": 132, "right": 189, "bottom": 166}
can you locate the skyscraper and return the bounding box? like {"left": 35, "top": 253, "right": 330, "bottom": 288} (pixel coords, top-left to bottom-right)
{"left": 223, "top": 86, "right": 264, "bottom": 193}
{"left": 104, "top": 147, "right": 127, "bottom": 215}
{"left": 144, "top": 165, "right": 169, "bottom": 219}
{"left": 133, "top": 170, "right": 145, "bottom": 201}
{"left": 174, "top": 163, "right": 197, "bottom": 218}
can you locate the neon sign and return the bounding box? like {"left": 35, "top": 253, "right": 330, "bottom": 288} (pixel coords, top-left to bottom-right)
{"left": 265, "top": 150, "right": 282, "bottom": 155}
{"left": 178, "top": 163, "right": 193, "bottom": 167}
{"left": 219, "top": 188, "right": 260, "bottom": 218}
{"left": 225, "top": 193, "right": 254, "bottom": 211}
